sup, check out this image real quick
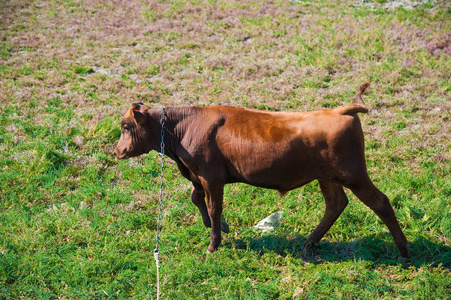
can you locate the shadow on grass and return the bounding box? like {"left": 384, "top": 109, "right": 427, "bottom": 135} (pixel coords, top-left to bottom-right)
{"left": 224, "top": 233, "right": 451, "bottom": 268}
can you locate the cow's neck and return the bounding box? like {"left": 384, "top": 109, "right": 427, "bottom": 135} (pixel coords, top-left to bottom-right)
{"left": 148, "top": 106, "right": 198, "bottom": 162}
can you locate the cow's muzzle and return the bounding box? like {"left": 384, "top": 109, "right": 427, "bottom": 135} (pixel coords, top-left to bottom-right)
{"left": 114, "top": 147, "right": 128, "bottom": 159}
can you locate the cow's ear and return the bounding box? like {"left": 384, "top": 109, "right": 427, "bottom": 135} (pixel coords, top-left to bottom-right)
{"left": 132, "top": 108, "right": 147, "bottom": 125}
{"left": 131, "top": 102, "right": 148, "bottom": 125}
{"left": 131, "top": 102, "right": 144, "bottom": 110}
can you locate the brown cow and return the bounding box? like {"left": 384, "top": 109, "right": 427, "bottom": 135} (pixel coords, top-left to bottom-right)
{"left": 114, "top": 83, "right": 410, "bottom": 258}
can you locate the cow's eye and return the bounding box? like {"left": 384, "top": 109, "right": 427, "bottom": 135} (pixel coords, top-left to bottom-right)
{"left": 123, "top": 126, "right": 130, "bottom": 133}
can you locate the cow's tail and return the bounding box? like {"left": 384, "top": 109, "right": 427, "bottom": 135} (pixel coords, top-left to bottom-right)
{"left": 334, "top": 83, "right": 370, "bottom": 115}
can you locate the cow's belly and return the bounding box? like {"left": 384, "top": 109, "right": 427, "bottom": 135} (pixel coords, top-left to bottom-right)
{"left": 224, "top": 143, "right": 325, "bottom": 190}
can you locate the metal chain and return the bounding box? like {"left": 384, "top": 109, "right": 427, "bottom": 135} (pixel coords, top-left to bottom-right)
{"left": 155, "top": 107, "right": 165, "bottom": 252}
{"left": 154, "top": 107, "right": 165, "bottom": 300}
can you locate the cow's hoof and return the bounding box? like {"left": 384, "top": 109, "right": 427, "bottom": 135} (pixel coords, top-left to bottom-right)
{"left": 220, "top": 220, "right": 230, "bottom": 234}
{"left": 302, "top": 239, "right": 317, "bottom": 256}
{"left": 397, "top": 254, "right": 412, "bottom": 264}
{"left": 397, "top": 256, "right": 408, "bottom": 264}
{"left": 303, "top": 239, "right": 316, "bottom": 250}
{"left": 206, "top": 249, "right": 213, "bottom": 254}
{"left": 399, "top": 246, "right": 411, "bottom": 259}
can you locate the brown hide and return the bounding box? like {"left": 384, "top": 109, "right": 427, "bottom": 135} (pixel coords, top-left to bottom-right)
{"left": 114, "top": 83, "right": 410, "bottom": 258}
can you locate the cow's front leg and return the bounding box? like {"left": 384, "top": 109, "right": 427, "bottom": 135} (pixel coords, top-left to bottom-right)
{"left": 191, "top": 185, "right": 210, "bottom": 228}
{"left": 202, "top": 181, "right": 225, "bottom": 253}
{"left": 191, "top": 184, "right": 230, "bottom": 234}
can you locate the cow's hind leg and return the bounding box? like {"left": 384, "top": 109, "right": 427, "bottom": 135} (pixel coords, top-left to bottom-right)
{"left": 304, "top": 180, "right": 349, "bottom": 248}
{"left": 191, "top": 184, "right": 229, "bottom": 234}
{"left": 349, "top": 181, "right": 410, "bottom": 258}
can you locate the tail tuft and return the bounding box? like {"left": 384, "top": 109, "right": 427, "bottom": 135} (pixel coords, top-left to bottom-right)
{"left": 356, "top": 82, "right": 370, "bottom": 108}
{"left": 358, "top": 82, "right": 371, "bottom": 95}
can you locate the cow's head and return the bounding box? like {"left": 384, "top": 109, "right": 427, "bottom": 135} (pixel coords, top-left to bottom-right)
{"left": 114, "top": 102, "right": 150, "bottom": 159}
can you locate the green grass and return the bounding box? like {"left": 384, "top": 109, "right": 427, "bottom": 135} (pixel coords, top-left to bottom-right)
{"left": 1, "top": 0, "right": 450, "bottom": 298}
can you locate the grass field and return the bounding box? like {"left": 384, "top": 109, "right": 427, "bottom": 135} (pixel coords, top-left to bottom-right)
{"left": 1, "top": 0, "right": 450, "bottom": 298}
